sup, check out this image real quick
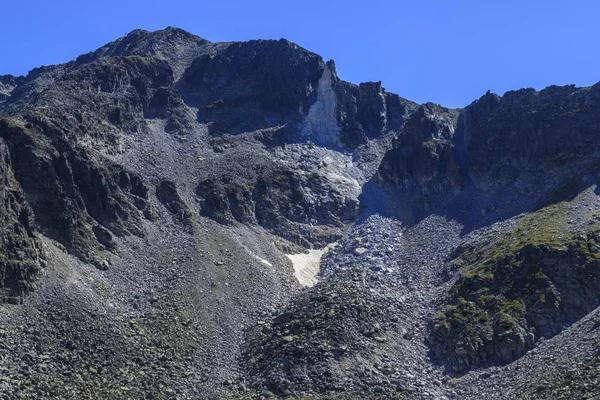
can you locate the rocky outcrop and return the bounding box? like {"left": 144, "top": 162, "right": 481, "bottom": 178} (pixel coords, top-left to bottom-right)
{"left": 332, "top": 76, "right": 417, "bottom": 147}
{"left": 195, "top": 176, "right": 255, "bottom": 225}
{"left": 253, "top": 168, "right": 359, "bottom": 246}
{"left": 0, "top": 118, "right": 153, "bottom": 264}
{"left": 180, "top": 45, "right": 415, "bottom": 148}
{"left": 455, "top": 84, "right": 600, "bottom": 194}
{"left": 0, "top": 134, "right": 45, "bottom": 303}
{"left": 429, "top": 196, "right": 600, "bottom": 371}
{"left": 378, "top": 83, "right": 600, "bottom": 208}
{"left": 75, "top": 26, "right": 212, "bottom": 79}
{"left": 0, "top": 75, "right": 24, "bottom": 109}
{"left": 180, "top": 39, "right": 325, "bottom": 136}
{"left": 378, "top": 103, "right": 461, "bottom": 195}
{"left": 29, "top": 55, "right": 176, "bottom": 143}
{"left": 196, "top": 167, "right": 360, "bottom": 247}
{"left": 299, "top": 61, "right": 417, "bottom": 148}
{"left": 244, "top": 277, "right": 400, "bottom": 397}
{"left": 156, "top": 179, "right": 191, "bottom": 223}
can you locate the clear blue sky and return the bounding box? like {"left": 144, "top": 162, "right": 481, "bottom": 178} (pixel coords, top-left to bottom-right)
{"left": 1, "top": 0, "right": 598, "bottom": 108}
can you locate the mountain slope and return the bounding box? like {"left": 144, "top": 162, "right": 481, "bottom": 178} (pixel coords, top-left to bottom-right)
{"left": 0, "top": 27, "right": 599, "bottom": 400}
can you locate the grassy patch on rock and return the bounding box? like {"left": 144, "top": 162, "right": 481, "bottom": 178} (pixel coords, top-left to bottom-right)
{"left": 430, "top": 194, "right": 600, "bottom": 371}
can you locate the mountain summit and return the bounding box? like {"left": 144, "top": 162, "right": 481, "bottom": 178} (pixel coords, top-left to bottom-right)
{"left": 0, "top": 27, "right": 599, "bottom": 399}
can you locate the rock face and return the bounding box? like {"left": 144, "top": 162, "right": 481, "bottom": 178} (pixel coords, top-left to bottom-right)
{"left": 378, "top": 103, "right": 462, "bottom": 195}
{"left": 334, "top": 78, "right": 416, "bottom": 147}
{"left": 430, "top": 197, "right": 600, "bottom": 371}
{"left": 0, "top": 119, "right": 153, "bottom": 264}
{"left": 156, "top": 180, "right": 191, "bottom": 224}
{"left": 455, "top": 85, "right": 600, "bottom": 194}
{"left": 1, "top": 26, "right": 600, "bottom": 400}
{"left": 0, "top": 75, "right": 24, "bottom": 111}
{"left": 0, "top": 133, "right": 45, "bottom": 303}
{"left": 378, "top": 84, "right": 600, "bottom": 205}
{"left": 300, "top": 63, "right": 342, "bottom": 146}
{"left": 196, "top": 166, "right": 359, "bottom": 247}
{"left": 181, "top": 39, "right": 324, "bottom": 136}
{"left": 376, "top": 83, "right": 600, "bottom": 373}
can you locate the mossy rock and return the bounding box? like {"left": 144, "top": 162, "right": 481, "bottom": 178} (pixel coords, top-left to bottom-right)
{"left": 430, "top": 195, "right": 600, "bottom": 370}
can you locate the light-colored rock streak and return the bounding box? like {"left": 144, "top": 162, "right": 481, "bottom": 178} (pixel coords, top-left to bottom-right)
{"left": 301, "top": 65, "right": 342, "bottom": 146}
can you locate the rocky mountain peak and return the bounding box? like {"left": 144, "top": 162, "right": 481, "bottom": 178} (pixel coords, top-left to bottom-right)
{"left": 0, "top": 75, "right": 24, "bottom": 110}
{"left": 86, "top": 26, "right": 208, "bottom": 58}
{"left": 0, "top": 27, "right": 599, "bottom": 400}
{"left": 75, "top": 26, "right": 211, "bottom": 80}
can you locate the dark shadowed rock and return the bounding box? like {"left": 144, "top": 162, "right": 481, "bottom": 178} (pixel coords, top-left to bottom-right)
{"left": 378, "top": 103, "right": 462, "bottom": 195}
{"left": 0, "top": 131, "right": 45, "bottom": 303}
{"left": 454, "top": 84, "right": 600, "bottom": 194}
{"left": 196, "top": 167, "right": 360, "bottom": 247}
{"left": 180, "top": 39, "right": 325, "bottom": 135}
{"left": 156, "top": 180, "right": 192, "bottom": 223}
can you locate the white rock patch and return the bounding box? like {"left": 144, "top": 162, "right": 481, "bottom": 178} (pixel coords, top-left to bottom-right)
{"left": 247, "top": 251, "right": 273, "bottom": 267}
{"left": 287, "top": 244, "right": 335, "bottom": 287}
{"left": 301, "top": 65, "right": 342, "bottom": 146}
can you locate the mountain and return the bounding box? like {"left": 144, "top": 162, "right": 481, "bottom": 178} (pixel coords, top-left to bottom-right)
{"left": 0, "top": 27, "right": 599, "bottom": 400}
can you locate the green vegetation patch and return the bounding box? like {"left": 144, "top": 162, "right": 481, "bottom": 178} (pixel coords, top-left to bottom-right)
{"left": 430, "top": 193, "right": 600, "bottom": 369}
